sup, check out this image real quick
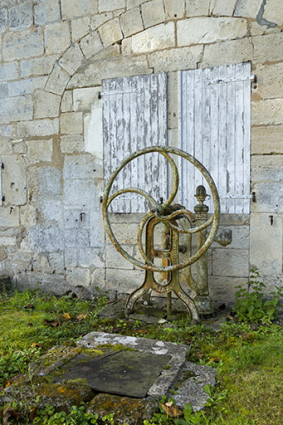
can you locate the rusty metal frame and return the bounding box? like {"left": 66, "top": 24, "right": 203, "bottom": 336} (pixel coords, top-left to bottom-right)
{"left": 102, "top": 146, "right": 220, "bottom": 321}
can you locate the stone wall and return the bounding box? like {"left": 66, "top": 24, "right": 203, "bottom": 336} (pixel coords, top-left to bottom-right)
{"left": 0, "top": 0, "right": 282, "bottom": 303}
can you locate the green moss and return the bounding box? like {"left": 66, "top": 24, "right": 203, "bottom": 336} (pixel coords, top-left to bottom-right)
{"left": 96, "top": 343, "right": 135, "bottom": 352}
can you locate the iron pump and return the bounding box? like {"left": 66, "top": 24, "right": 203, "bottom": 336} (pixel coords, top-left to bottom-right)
{"left": 102, "top": 146, "right": 230, "bottom": 323}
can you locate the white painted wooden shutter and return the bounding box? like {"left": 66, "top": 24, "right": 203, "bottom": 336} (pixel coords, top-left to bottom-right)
{"left": 103, "top": 73, "right": 168, "bottom": 213}
{"left": 179, "top": 63, "right": 251, "bottom": 214}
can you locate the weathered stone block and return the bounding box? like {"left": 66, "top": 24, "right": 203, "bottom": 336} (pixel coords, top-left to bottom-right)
{"left": 253, "top": 33, "right": 283, "bottom": 63}
{"left": 66, "top": 267, "right": 91, "bottom": 287}
{"left": 64, "top": 208, "right": 89, "bottom": 229}
{"left": 60, "top": 112, "right": 83, "bottom": 134}
{"left": 209, "top": 0, "right": 236, "bottom": 16}
{"left": 0, "top": 138, "right": 13, "bottom": 154}
{"left": 65, "top": 229, "right": 90, "bottom": 247}
{"left": 79, "top": 248, "right": 105, "bottom": 268}
{"left": 45, "top": 65, "right": 70, "bottom": 95}
{"left": 164, "top": 0, "right": 185, "bottom": 19}
{"left": 45, "top": 22, "right": 71, "bottom": 55}
{"left": 17, "top": 119, "right": 59, "bottom": 138}
{"left": 21, "top": 55, "right": 58, "bottom": 78}
{"left": 177, "top": 17, "right": 248, "bottom": 46}
{"left": 132, "top": 22, "right": 175, "bottom": 53}
{"left": 62, "top": 0, "right": 98, "bottom": 20}
{"left": 122, "top": 37, "right": 132, "bottom": 55}
{"left": 73, "top": 87, "right": 99, "bottom": 111}
{"left": 0, "top": 83, "right": 8, "bottom": 99}
{"left": 65, "top": 248, "right": 78, "bottom": 267}
{"left": 105, "top": 268, "right": 144, "bottom": 293}
{"left": 252, "top": 99, "right": 283, "bottom": 126}
{"left": 80, "top": 31, "right": 103, "bottom": 59}
{"left": 213, "top": 249, "right": 249, "bottom": 277}
{"left": 19, "top": 204, "right": 36, "bottom": 227}
{"left": 250, "top": 213, "right": 282, "bottom": 276}
{"left": 61, "top": 90, "right": 73, "bottom": 113}
{"left": 120, "top": 8, "right": 143, "bottom": 37}
{"left": 48, "top": 251, "right": 64, "bottom": 274}
{"left": 0, "top": 95, "right": 33, "bottom": 124}
{"left": 99, "top": 0, "right": 125, "bottom": 12}
{"left": 8, "top": 76, "right": 47, "bottom": 97}
{"left": 91, "top": 45, "right": 121, "bottom": 60}
{"left": 26, "top": 139, "right": 53, "bottom": 164}
{"left": 63, "top": 154, "right": 98, "bottom": 180}
{"left": 91, "top": 267, "right": 106, "bottom": 287}
{"left": 127, "top": 0, "right": 148, "bottom": 9}
{"left": 59, "top": 44, "right": 85, "bottom": 76}
{"left": 2, "top": 155, "right": 26, "bottom": 206}
{"left": 0, "top": 62, "right": 18, "bottom": 82}
{"left": 13, "top": 141, "right": 26, "bottom": 154}
{"left": 209, "top": 276, "right": 247, "bottom": 304}
{"left": 34, "top": 90, "right": 61, "bottom": 119}
{"left": 251, "top": 155, "right": 283, "bottom": 183}
{"left": 68, "top": 56, "right": 150, "bottom": 89}
{"left": 28, "top": 225, "right": 64, "bottom": 252}
{"left": 202, "top": 38, "right": 253, "bottom": 68}
{"left": 211, "top": 225, "right": 249, "bottom": 249}
{"left": 8, "top": 2, "right": 33, "bottom": 30}
{"left": 99, "top": 18, "right": 123, "bottom": 47}
{"left": 251, "top": 181, "right": 283, "bottom": 213}
{"left": 255, "top": 63, "right": 283, "bottom": 99}
{"left": 34, "top": 0, "right": 61, "bottom": 25}
{"left": 149, "top": 45, "right": 202, "bottom": 73}
{"left": 262, "top": 0, "right": 283, "bottom": 26}
{"left": 142, "top": 0, "right": 165, "bottom": 28}
{"left": 0, "top": 236, "right": 17, "bottom": 246}
{"left": 37, "top": 167, "right": 62, "bottom": 196}
{"left": 63, "top": 179, "right": 94, "bottom": 207}
{"left": 60, "top": 134, "right": 85, "bottom": 153}
{"left": 234, "top": 0, "right": 262, "bottom": 18}
{"left": 109, "top": 223, "right": 139, "bottom": 244}
{"left": 0, "top": 206, "right": 20, "bottom": 227}
{"left": 1, "top": 124, "right": 17, "bottom": 140}
{"left": 41, "top": 197, "right": 62, "bottom": 221}
{"left": 0, "top": 8, "right": 7, "bottom": 33}
{"left": 251, "top": 125, "right": 283, "bottom": 154}
{"left": 106, "top": 244, "right": 134, "bottom": 269}
{"left": 3, "top": 28, "right": 44, "bottom": 61}
{"left": 91, "top": 12, "right": 113, "bottom": 30}
{"left": 186, "top": 0, "right": 210, "bottom": 17}
{"left": 71, "top": 16, "right": 91, "bottom": 42}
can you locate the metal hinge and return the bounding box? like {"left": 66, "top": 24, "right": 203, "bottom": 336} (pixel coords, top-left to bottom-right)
{"left": 208, "top": 75, "right": 256, "bottom": 86}
{"left": 99, "top": 90, "right": 138, "bottom": 98}
{"left": 220, "top": 195, "right": 253, "bottom": 199}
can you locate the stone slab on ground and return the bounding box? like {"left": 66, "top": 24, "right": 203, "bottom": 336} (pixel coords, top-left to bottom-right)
{"left": 54, "top": 351, "right": 171, "bottom": 398}
{"left": 172, "top": 361, "right": 216, "bottom": 411}
{"left": 77, "top": 332, "right": 189, "bottom": 397}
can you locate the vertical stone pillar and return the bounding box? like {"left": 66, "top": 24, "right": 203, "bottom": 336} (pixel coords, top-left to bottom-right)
{"left": 194, "top": 186, "right": 214, "bottom": 315}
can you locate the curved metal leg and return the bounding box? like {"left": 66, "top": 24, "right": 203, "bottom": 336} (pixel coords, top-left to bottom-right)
{"left": 125, "top": 278, "right": 151, "bottom": 316}
{"left": 173, "top": 286, "right": 200, "bottom": 324}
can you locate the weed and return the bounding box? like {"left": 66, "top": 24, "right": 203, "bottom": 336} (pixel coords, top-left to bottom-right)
{"left": 233, "top": 267, "right": 283, "bottom": 323}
